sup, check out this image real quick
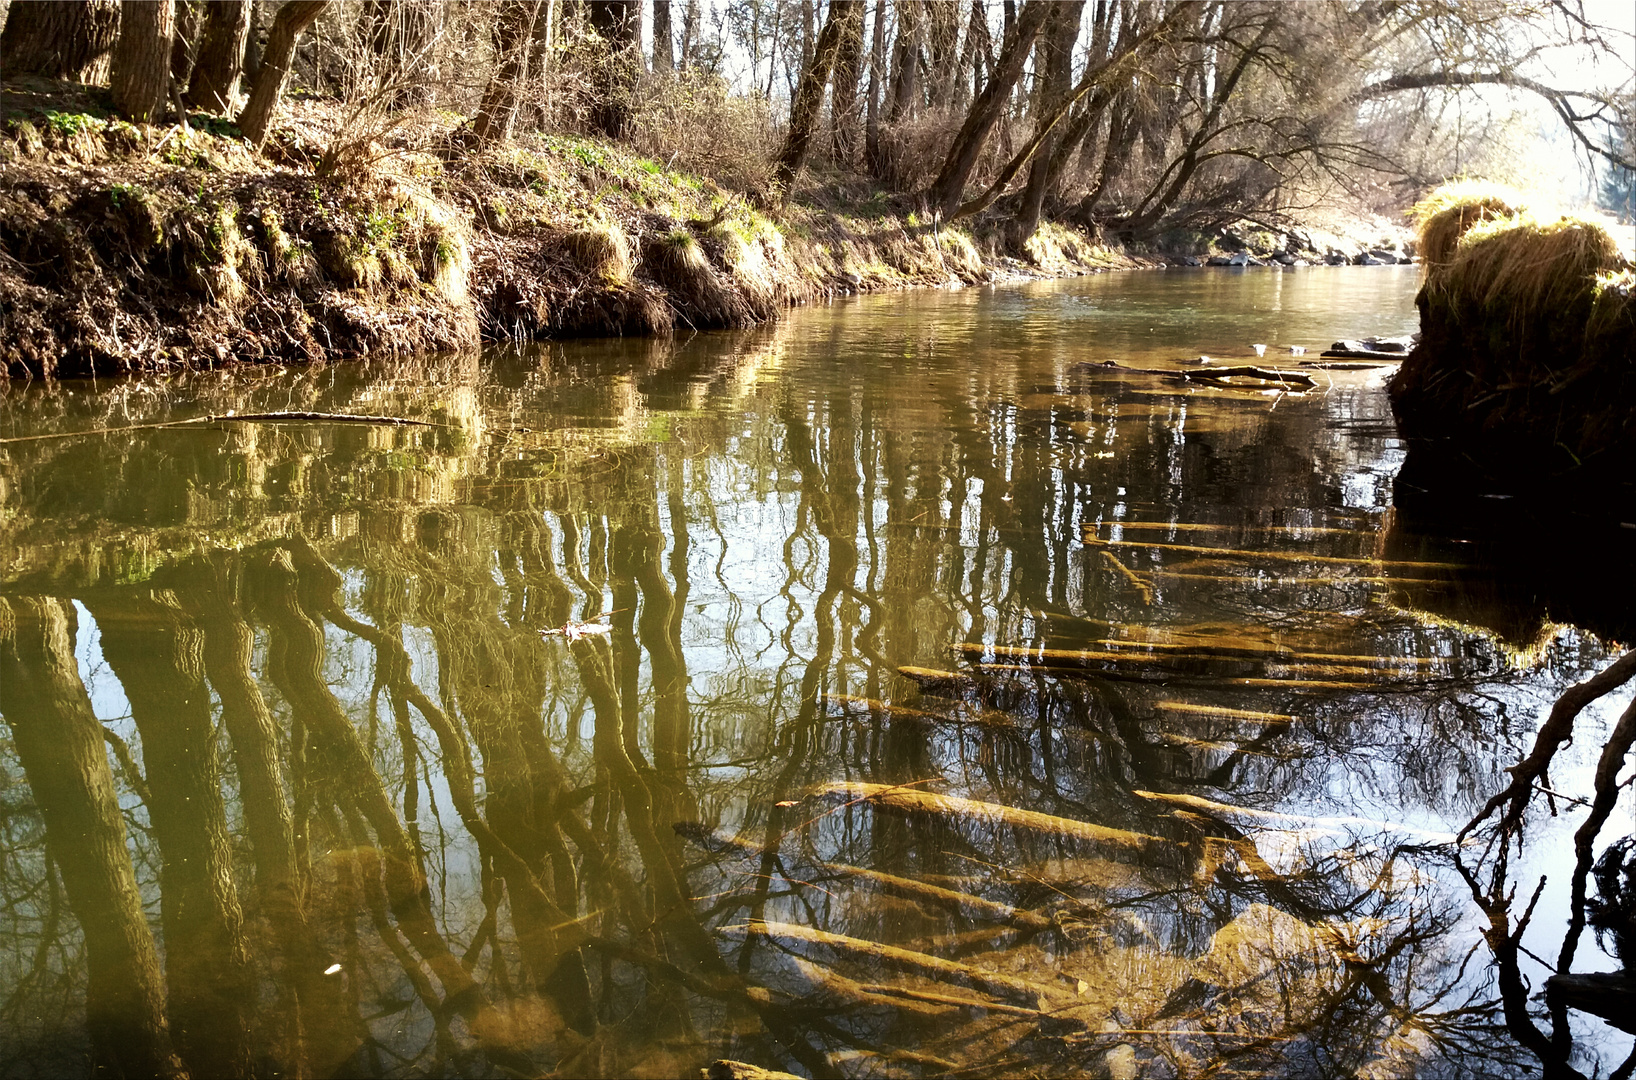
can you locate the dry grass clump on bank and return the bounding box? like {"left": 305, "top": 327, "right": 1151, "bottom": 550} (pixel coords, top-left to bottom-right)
{"left": 1433, "top": 212, "right": 1625, "bottom": 328}
{"left": 1588, "top": 268, "right": 1636, "bottom": 340}
{"left": 1410, "top": 180, "right": 1524, "bottom": 270}
{"left": 642, "top": 228, "right": 754, "bottom": 328}
{"left": 938, "top": 228, "right": 984, "bottom": 279}
{"left": 1391, "top": 179, "right": 1636, "bottom": 478}
{"left": 562, "top": 220, "right": 633, "bottom": 285}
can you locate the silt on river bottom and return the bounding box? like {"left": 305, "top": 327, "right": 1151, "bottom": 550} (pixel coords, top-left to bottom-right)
{"left": 0, "top": 265, "right": 1631, "bottom": 1079}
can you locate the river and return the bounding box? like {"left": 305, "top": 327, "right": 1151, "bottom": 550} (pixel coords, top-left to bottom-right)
{"left": 0, "top": 265, "right": 1631, "bottom": 1078}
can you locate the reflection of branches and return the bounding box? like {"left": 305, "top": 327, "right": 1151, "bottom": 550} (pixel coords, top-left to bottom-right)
{"left": 1462, "top": 650, "right": 1636, "bottom": 842}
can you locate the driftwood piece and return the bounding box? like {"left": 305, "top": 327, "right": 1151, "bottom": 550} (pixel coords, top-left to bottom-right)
{"left": 1098, "top": 521, "right": 1362, "bottom": 537}
{"left": 955, "top": 641, "right": 1445, "bottom": 669}
{"left": 1154, "top": 701, "right": 1298, "bottom": 724}
{"left": 1134, "top": 789, "right": 1457, "bottom": 843}
{"left": 787, "top": 956, "right": 960, "bottom": 1016}
{"left": 973, "top": 662, "right": 1379, "bottom": 692}
{"left": 1099, "top": 550, "right": 1153, "bottom": 603}
{"left": 1317, "top": 348, "right": 1407, "bottom": 361}
{"left": 1080, "top": 530, "right": 1453, "bottom": 569}
{"left": 896, "top": 666, "right": 984, "bottom": 695}
{"left": 1299, "top": 360, "right": 1391, "bottom": 370}
{"left": 1075, "top": 360, "right": 1317, "bottom": 388}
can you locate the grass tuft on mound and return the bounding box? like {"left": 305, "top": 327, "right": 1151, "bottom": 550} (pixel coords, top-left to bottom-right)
{"left": 1411, "top": 180, "right": 1524, "bottom": 270}
{"left": 1434, "top": 211, "right": 1625, "bottom": 328}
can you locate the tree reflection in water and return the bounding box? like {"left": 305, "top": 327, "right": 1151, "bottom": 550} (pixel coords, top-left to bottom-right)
{"left": 0, "top": 310, "right": 1631, "bottom": 1077}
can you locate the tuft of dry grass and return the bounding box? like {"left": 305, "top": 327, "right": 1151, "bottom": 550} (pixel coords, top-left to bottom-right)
{"left": 1411, "top": 180, "right": 1524, "bottom": 270}
{"left": 1435, "top": 212, "right": 1625, "bottom": 327}
{"left": 642, "top": 228, "right": 752, "bottom": 328}
{"left": 938, "top": 228, "right": 983, "bottom": 280}
{"left": 1588, "top": 267, "right": 1636, "bottom": 342}
{"left": 563, "top": 221, "right": 632, "bottom": 285}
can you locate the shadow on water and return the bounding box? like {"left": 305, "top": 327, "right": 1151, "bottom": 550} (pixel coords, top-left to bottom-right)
{"left": 0, "top": 269, "right": 1631, "bottom": 1077}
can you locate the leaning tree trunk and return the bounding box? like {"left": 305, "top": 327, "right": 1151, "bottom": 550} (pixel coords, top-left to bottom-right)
{"left": 109, "top": 0, "right": 175, "bottom": 123}
{"left": 924, "top": 0, "right": 1050, "bottom": 218}
{"left": 186, "top": 0, "right": 251, "bottom": 112}
{"left": 775, "top": 0, "right": 862, "bottom": 193}
{"left": 236, "top": 0, "right": 327, "bottom": 149}
{"left": 586, "top": 0, "right": 638, "bottom": 138}
{"left": 0, "top": 0, "right": 121, "bottom": 83}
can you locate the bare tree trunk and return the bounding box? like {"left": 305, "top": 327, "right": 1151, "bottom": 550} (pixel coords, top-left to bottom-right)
{"left": 169, "top": 0, "right": 199, "bottom": 89}
{"left": 0, "top": 0, "right": 120, "bottom": 83}
{"left": 951, "top": 0, "right": 986, "bottom": 107}
{"left": 799, "top": 0, "right": 813, "bottom": 78}
{"left": 587, "top": 0, "right": 638, "bottom": 137}
{"left": 110, "top": 0, "right": 175, "bottom": 123}
{"left": 470, "top": 0, "right": 542, "bottom": 144}
{"left": 236, "top": 0, "right": 327, "bottom": 149}
{"left": 886, "top": 0, "right": 920, "bottom": 122}
{"left": 186, "top": 0, "right": 250, "bottom": 112}
{"left": 864, "top": 0, "right": 885, "bottom": 174}
{"left": 678, "top": 0, "right": 698, "bottom": 69}
{"left": 776, "top": 0, "right": 862, "bottom": 192}
{"left": 1014, "top": 0, "right": 1085, "bottom": 246}
{"left": 241, "top": 0, "right": 263, "bottom": 80}
{"left": 924, "top": 0, "right": 1050, "bottom": 217}
{"left": 923, "top": 0, "right": 960, "bottom": 107}
{"left": 830, "top": 0, "right": 866, "bottom": 164}
{"left": 652, "top": 0, "right": 671, "bottom": 71}
{"left": 0, "top": 598, "right": 188, "bottom": 1080}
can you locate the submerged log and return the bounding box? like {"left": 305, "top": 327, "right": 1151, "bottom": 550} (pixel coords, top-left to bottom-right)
{"left": 819, "top": 862, "right": 1054, "bottom": 931}
{"left": 703, "top": 1061, "right": 805, "bottom": 1080}
{"left": 1080, "top": 530, "right": 1454, "bottom": 568}
{"left": 810, "top": 781, "right": 1165, "bottom": 852}
{"left": 955, "top": 641, "right": 1446, "bottom": 669}
{"left": 726, "top": 920, "right": 1054, "bottom": 1002}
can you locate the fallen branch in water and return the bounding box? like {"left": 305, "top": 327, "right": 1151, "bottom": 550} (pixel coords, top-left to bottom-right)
{"left": 818, "top": 862, "right": 1055, "bottom": 932}
{"left": 1100, "top": 549, "right": 1154, "bottom": 603}
{"left": 724, "top": 920, "right": 1053, "bottom": 1002}
{"left": 809, "top": 781, "right": 1165, "bottom": 852}
{"left": 0, "top": 410, "right": 438, "bottom": 445}
{"left": 1077, "top": 361, "right": 1317, "bottom": 389}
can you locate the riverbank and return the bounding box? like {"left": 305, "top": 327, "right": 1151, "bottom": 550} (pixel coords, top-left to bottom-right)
{"left": 1, "top": 83, "right": 1404, "bottom": 380}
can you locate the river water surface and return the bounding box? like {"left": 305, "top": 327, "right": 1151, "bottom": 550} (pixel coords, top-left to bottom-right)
{"left": 1, "top": 266, "right": 1632, "bottom": 1079}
